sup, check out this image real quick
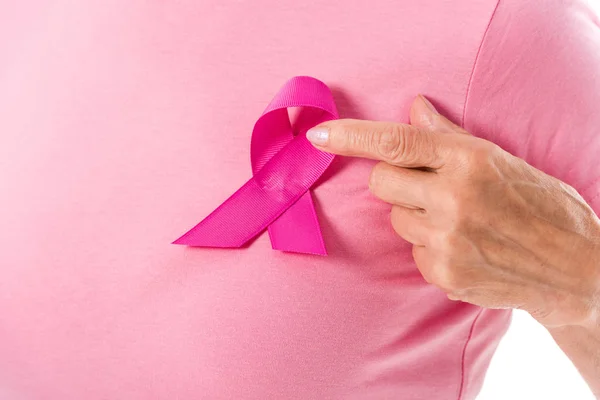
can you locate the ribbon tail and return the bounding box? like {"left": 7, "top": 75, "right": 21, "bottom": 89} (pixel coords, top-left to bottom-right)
{"left": 172, "top": 177, "right": 295, "bottom": 247}
{"left": 268, "top": 190, "right": 327, "bottom": 255}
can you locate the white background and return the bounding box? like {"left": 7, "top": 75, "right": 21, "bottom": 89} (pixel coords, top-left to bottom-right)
{"left": 478, "top": 1, "right": 599, "bottom": 398}
{"left": 477, "top": 311, "right": 594, "bottom": 399}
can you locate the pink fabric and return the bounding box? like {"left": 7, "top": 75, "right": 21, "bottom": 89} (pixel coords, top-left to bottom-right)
{"left": 0, "top": 1, "right": 598, "bottom": 399}
{"left": 173, "top": 76, "right": 339, "bottom": 255}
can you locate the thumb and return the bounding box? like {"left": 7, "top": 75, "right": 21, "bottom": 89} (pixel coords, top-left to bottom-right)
{"left": 410, "top": 95, "right": 471, "bottom": 135}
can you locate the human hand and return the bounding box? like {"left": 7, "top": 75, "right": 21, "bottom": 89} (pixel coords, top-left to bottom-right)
{"left": 306, "top": 95, "right": 600, "bottom": 329}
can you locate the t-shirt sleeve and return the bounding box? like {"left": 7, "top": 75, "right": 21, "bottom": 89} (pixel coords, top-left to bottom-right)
{"left": 462, "top": 0, "right": 600, "bottom": 214}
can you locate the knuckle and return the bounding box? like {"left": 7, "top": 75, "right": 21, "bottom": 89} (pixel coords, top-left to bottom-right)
{"left": 450, "top": 138, "right": 494, "bottom": 175}
{"left": 465, "top": 141, "right": 496, "bottom": 173}
{"left": 374, "top": 125, "right": 409, "bottom": 162}
{"left": 433, "top": 230, "right": 456, "bottom": 254}
{"left": 470, "top": 143, "right": 493, "bottom": 164}
{"left": 431, "top": 229, "right": 470, "bottom": 265}
{"left": 431, "top": 258, "right": 459, "bottom": 291}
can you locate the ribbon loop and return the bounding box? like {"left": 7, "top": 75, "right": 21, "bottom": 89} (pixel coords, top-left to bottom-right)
{"left": 173, "top": 76, "right": 338, "bottom": 255}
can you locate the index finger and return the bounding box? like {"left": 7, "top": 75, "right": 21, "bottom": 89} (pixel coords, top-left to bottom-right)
{"left": 305, "top": 118, "right": 447, "bottom": 169}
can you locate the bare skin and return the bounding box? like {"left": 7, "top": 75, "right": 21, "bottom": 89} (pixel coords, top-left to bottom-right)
{"left": 306, "top": 95, "right": 600, "bottom": 397}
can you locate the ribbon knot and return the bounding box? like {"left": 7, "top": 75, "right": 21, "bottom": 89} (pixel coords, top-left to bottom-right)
{"left": 172, "top": 76, "right": 339, "bottom": 255}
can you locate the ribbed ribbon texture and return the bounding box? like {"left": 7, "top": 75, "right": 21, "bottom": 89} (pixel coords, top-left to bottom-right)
{"left": 172, "top": 76, "right": 339, "bottom": 255}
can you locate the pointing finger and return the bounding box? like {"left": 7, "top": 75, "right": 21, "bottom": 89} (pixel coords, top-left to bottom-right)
{"left": 306, "top": 118, "right": 447, "bottom": 169}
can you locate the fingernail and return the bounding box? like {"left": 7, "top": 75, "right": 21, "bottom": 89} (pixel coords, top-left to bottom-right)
{"left": 419, "top": 94, "right": 438, "bottom": 114}
{"left": 306, "top": 126, "right": 329, "bottom": 145}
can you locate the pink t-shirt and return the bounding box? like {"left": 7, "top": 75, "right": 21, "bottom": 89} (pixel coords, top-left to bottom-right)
{"left": 1, "top": 0, "right": 599, "bottom": 399}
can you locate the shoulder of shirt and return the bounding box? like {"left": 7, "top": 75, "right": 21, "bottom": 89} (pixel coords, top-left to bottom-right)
{"left": 461, "top": 0, "right": 600, "bottom": 127}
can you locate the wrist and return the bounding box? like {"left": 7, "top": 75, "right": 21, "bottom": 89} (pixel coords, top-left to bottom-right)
{"left": 531, "top": 238, "right": 600, "bottom": 330}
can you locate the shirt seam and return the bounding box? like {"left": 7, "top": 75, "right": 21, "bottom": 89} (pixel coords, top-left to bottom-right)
{"left": 460, "top": 0, "right": 502, "bottom": 128}
{"left": 457, "top": 1, "right": 502, "bottom": 398}
{"left": 457, "top": 308, "right": 485, "bottom": 400}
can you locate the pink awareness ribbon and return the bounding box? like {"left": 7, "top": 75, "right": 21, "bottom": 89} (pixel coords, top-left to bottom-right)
{"left": 172, "top": 76, "right": 339, "bottom": 255}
